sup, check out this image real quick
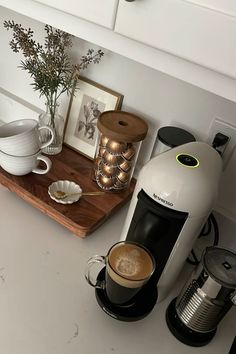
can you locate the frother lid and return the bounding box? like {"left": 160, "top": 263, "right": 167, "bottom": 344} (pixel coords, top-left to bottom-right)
{"left": 203, "top": 247, "right": 236, "bottom": 288}
{"left": 157, "top": 126, "right": 195, "bottom": 148}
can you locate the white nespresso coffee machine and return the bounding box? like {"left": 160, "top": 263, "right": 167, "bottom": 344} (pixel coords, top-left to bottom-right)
{"left": 120, "top": 142, "right": 222, "bottom": 303}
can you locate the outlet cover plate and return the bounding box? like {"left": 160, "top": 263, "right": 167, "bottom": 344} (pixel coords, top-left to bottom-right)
{"left": 208, "top": 118, "right": 236, "bottom": 169}
{"left": 208, "top": 118, "right": 236, "bottom": 221}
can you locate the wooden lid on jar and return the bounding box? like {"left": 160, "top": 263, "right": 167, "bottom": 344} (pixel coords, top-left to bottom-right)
{"left": 97, "top": 111, "right": 148, "bottom": 142}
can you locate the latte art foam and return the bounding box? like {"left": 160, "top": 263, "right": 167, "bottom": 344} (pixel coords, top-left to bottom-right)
{"left": 115, "top": 254, "right": 141, "bottom": 277}
{"left": 108, "top": 243, "right": 154, "bottom": 282}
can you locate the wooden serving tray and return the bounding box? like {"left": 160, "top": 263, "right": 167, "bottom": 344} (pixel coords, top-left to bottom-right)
{"left": 0, "top": 146, "right": 135, "bottom": 237}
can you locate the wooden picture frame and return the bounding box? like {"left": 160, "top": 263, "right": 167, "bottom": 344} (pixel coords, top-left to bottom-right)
{"left": 64, "top": 76, "right": 123, "bottom": 159}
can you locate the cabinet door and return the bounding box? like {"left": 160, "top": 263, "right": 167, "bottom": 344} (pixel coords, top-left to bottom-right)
{"left": 33, "top": 0, "right": 119, "bottom": 29}
{"left": 184, "top": 1, "right": 236, "bottom": 16}
{"left": 115, "top": 0, "right": 236, "bottom": 78}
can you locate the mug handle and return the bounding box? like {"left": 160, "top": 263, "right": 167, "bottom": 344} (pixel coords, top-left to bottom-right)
{"left": 32, "top": 155, "right": 52, "bottom": 175}
{"left": 38, "top": 126, "right": 55, "bottom": 149}
{"left": 85, "top": 255, "right": 106, "bottom": 289}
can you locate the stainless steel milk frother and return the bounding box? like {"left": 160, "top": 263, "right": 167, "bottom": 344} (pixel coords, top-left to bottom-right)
{"left": 166, "top": 246, "right": 236, "bottom": 347}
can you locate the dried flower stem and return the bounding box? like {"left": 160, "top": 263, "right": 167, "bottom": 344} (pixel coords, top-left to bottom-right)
{"left": 3, "top": 20, "right": 104, "bottom": 124}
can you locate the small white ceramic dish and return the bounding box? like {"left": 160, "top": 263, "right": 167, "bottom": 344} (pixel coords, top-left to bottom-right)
{"left": 48, "top": 180, "right": 82, "bottom": 204}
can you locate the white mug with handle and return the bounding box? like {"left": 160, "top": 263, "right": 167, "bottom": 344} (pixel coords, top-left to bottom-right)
{"left": 0, "top": 119, "right": 54, "bottom": 156}
{"left": 0, "top": 150, "right": 52, "bottom": 176}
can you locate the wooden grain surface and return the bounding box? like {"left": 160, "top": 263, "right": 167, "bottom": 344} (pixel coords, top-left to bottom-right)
{"left": 0, "top": 145, "right": 136, "bottom": 237}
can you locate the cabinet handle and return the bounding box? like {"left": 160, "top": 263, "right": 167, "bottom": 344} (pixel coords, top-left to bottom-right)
{"left": 125, "top": 0, "right": 136, "bottom": 2}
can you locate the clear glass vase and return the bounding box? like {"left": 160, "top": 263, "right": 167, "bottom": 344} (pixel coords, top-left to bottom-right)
{"left": 38, "top": 102, "right": 64, "bottom": 155}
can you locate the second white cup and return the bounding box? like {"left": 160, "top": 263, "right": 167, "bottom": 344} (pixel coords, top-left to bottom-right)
{"left": 0, "top": 119, "right": 54, "bottom": 156}
{"left": 0, "top": 150, "right": 52, "bottom": 176}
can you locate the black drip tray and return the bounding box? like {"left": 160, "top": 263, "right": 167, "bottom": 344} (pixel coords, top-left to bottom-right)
{"left": 95, "top": 268, "right": 158, "bottom": 322}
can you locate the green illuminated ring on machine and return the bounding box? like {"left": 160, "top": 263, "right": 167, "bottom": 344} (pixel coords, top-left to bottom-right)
{"left": 176, "top": 153, "right": 200, "bottom": 168}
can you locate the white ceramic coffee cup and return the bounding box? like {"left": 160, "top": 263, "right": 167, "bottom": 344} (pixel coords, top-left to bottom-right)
{"left": 0, "top": 119, "right": 54, "bottom": 156}
{"left": 0, "top": 150, "right": 52, "bottom": 176}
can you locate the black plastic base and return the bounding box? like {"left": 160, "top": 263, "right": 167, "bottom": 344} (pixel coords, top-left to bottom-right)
{"left": 166, "top": 298, "right": 217, "bottom": 347}
{"left": 95, "top": 267, "right": 158, "bottom": 322}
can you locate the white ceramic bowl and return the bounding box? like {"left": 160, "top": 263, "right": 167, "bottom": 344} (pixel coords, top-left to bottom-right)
{"left": 48, "top": 180, "right": 82, "bottom": 204}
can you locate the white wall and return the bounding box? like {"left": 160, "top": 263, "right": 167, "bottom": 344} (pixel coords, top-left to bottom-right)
{"left": 0, "top": 7, "right": 235, "bottom": 250}
{"left": 1, "top": 8, "right": 236, "bottom": 137}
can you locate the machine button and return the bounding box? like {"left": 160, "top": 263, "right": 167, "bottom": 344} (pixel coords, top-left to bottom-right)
{"left": 176, "top": 154, "right": 199, "bottom": 167}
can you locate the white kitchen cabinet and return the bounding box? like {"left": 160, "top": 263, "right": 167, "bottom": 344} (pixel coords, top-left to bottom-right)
{"left": 115, "top": 0, "right": 236, "bottom": 79}
{"left": 33, "top": 0, "right": 119, "bottom": 29}
{"left": 183, "top": 0, "right": 236, "bottom": 16}
{"left": 1, "top": 0, "right": 236, "bottom": 102}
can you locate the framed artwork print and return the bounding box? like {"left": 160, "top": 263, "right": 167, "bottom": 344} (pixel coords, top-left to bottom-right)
{"left": 64, "top": 76, "right": 123, "bottom": 159}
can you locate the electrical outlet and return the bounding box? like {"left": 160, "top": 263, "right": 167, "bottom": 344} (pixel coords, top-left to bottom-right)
{"left": 208, "top": 118, "right": 236, "bottom": 169}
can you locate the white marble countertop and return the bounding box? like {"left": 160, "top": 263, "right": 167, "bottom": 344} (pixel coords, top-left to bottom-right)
{"left": 0, "top": 185, "right": 235, "bottom": 354}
